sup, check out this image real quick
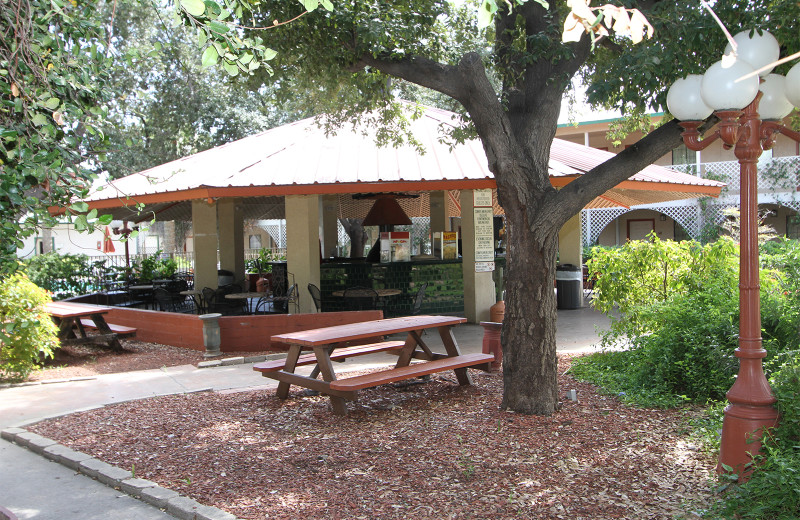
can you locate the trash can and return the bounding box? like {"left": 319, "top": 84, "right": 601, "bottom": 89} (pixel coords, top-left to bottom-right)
{"left": 218, "top": 269, "right": 234, "bottom": 286}
{"left": 556, "top": 264, "right": 583, "bottom": 309}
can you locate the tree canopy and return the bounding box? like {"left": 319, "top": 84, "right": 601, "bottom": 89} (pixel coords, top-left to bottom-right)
{"left": 3, "top": 0, "right": 799, "bottom": 413}
{"left": 1, "top": 0, "right": 115, "bottom": 271}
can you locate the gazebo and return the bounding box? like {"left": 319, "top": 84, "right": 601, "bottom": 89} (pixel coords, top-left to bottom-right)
{"left": 72, "top": 104, "right": 724, "bottom": 322}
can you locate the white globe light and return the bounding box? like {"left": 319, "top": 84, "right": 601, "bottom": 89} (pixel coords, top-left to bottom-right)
{"left": 724, "top": 30, "right": 781, "bottom": 77}
{"left": 786, "top": 61, "right": 800, "bottom": 108}
{"left": 759, "top": 74, "right": 794, "bottom": 120}
{"left": 701, "top": 56, "right": 760, "bottom": 111}
{"left": 667, "top": 74, "right": 713, "bottom": 121}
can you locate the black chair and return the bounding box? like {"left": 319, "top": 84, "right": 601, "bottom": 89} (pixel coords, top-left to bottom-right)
{"left": 273, "top": 283, "right": 298, "bottom": 313}
{"left": 201, "top": 287, "right": 216, "bottom": 314}
{"left": 153, "top": 287, "right": 192, "bottom": 313}
{"left": 411, "top": 282, "right": 428, "bottom": 316}
{"left": 344, "top": 286, "right": 378, "bottom": 311}
{"left": 307, "top": 283, "right": 322, "bottom": 312}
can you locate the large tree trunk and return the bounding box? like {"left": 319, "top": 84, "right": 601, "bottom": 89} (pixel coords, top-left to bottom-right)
{"left": 500, "top": 202, "right": 560, "bottom": 414}
{"left": 339, "top": 218, "right": 367, "bottom": 258}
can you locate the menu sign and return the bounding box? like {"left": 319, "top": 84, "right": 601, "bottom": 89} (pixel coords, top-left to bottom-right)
{"left": 473, "top": 189, "right": 493, "bottom": 208}
{"left": 474, "top": 207, "right": 495, "bottom": 263}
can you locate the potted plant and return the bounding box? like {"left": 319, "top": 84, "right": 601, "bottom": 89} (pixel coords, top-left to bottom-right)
{"left": 247, "top": 248, "right": 277, "bottom": 292}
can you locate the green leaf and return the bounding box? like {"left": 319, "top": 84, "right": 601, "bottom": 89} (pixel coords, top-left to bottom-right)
{"left": 98, "top": 214, "right": 113, "bottom": 225}
{"left": 45, "top": 98, "right": 60, "bottom": 110}
{"left": 320, "top": 0, "right": 334, "bottom": 11}
{"left": 87, "top": 208, "right": 98, "bottom": 220}
{"left": 201, "top": 46, "right": 219, "bottom": 68}
{"left": 180, "top": 0, "right": 206, "bottom": 17}
{"left": 208, "top": 20, "right": 229, "bottom": 35}
{"left": 532, "top": 0, "right": 549, "bottom": 9}
{"left": 477, "top": 0, "right": 497, "bottom": 30}
{"left": 263, "top": 48, "right": 278, "bottom": 61}
{"left": 31, "top": 113, "right": 48, "bottom": 126}
{"left": 222, "top": 60, "right": 240, "bottom": 76}
{"left": 70, "top": 201, "right": 89, "bottom": 213}
{"left": 300, "top": 0, "right": 319, "bottom": 11}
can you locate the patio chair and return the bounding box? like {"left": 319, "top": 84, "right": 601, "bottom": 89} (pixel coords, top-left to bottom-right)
{"left": 307, "top": 283, "right": 322, "bottom": 312}
{"left": 343, "top": 286, "right": 378, "bottom": 311}
{"left": 273, "top": 283, "right": 298, "bottom": 313}
{"left": 411, "top": 282, "right": 428, "bottom": 316}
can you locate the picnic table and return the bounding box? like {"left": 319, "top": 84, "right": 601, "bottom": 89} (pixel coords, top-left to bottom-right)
{"left": 45, "top": 301, "right": 136, "bottom": 351}
{"left": 254, "top": 315, "right": 494, "bottom": 415}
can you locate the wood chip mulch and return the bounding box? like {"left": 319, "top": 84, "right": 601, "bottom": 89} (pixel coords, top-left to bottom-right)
{"left": 28, "top": 356, "right": 716, "bottom": 520}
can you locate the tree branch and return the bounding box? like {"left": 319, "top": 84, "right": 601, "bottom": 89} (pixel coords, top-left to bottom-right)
{"left": 353, "top": 54, "right": 467, "bottom": 103}
{"left": 550, "top": 119, "right": 687, "bottom": 219}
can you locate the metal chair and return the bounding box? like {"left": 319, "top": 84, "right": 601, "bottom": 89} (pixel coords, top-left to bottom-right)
{"left": 273, "top": 283, "right": 298, "bottom": 313}
{"left": 411, "top": 282, "right": 428, "bottom": 316}
{"left": 343, "top": 286, "right": 378, "bottom": 311}
{"left": 307, "top": 283, "right": 322, "bottom": 312}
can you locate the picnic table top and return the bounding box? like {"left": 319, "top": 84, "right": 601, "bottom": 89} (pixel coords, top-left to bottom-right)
{"left": 45, "top": 301, "right": 113, "bottom": 318}
{"left": 271, "top": 315, "right": 466, "bottom": 346}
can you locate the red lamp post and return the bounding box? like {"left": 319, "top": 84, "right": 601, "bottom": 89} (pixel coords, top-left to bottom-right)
{"left": 667, "top": 30, "right": 800, "bottom": 478}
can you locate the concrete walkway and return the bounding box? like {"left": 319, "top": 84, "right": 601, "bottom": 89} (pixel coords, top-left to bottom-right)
{"left": 0, "top": 307, "right": 608, "bottom": 519}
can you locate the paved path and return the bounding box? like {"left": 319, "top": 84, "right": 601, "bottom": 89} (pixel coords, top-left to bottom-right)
{"left": 0, "top": 307, "right": 608, "bottom": 519}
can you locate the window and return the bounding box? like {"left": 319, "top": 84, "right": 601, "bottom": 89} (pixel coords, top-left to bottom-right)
{"left": 787, "top": 215, "right": 800, "bottom": 239}
{"left": 672, "top": 143, "right": 697, "bottom": 165}
{"left": 249, "top": 234, "right": 262, "bottom": 249}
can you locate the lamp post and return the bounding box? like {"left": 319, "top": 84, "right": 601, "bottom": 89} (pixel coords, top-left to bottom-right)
{"left": 667, "top": 30, "right": 800, "bottom": 479}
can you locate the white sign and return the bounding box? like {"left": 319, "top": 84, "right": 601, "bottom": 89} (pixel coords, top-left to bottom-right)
{"left": 475, "top": 261, "right": 495, "bottom": 272}
{"left": 474, "top": 207, "right": 495, "bottom": 262}
{"left": 473, "top": 189, "right": 493, "bottom": 207}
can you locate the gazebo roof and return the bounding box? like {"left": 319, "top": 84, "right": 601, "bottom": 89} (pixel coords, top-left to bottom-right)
{"left": 77, "top": 104, "right": 723, "bottom": 221}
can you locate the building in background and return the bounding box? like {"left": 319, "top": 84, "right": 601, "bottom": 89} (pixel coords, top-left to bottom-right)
{"left": 556, "top": 113, "right": 800, "bottom": 246}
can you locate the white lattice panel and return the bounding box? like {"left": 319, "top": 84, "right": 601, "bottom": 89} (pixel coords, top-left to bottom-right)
{"left": 582, "top": 208, "right": 627, "bottom": 246}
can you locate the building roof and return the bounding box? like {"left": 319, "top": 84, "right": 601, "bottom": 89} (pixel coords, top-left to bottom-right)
{"left": 76, "top": 104, "right": 724, "bottom": 221}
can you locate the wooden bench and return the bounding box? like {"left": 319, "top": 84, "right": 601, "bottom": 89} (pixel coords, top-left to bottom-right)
{"left": 253, "top": 340, "right": 406, "bottom": 373}
{"left": 329, "top": 353, "right": 494, "bottom": 391}
{"left": 79, "top": 319, "right": 137, "bottom": 337}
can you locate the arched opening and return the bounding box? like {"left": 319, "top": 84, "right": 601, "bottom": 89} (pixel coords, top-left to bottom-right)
{"left": 593, "top": 209, "right": 692, "bottom": 246}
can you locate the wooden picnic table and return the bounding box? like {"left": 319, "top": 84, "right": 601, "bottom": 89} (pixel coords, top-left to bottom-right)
{"left": 45, "top": 301, "right": 133, "bottom": 351}
{"left": 255, "top": 315, "right": 494, "bottom": 415}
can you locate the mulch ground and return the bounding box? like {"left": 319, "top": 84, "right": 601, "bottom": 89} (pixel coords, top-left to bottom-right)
{"left": 27, "top": 351, "right": 716, "bottom": 520}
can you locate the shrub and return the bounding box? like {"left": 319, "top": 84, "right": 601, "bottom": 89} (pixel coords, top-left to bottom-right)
{"left": 24, "top": 252, "right": 108, "bottom": 299}
{"left": 0, "top": 273, "right": 59, "bottom": 381}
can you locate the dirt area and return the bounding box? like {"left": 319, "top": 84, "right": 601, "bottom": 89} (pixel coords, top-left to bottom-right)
{"left": 27, "top": 351, "right": 716, "bottom": 520}
{"left": 28, "top": 339, "right": 274, "bottom": 382}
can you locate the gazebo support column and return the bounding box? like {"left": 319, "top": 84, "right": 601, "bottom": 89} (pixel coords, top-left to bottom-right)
{"left": 286, "top": 194, "right": 321, "bottom": 313}
{"left": 217, "top": 198, "right": 245, "bottom": 285}
{"left": 321, "top": 195, "right": 340, "bottom": 259}
{"left": 191, "top": 199, "right": 220, "bottom": 291}
{"left": 460, "top": 189, "right": 496, "bottom": 323}
{"left": 430, "top": 191, "right": 449, "bottom": 233}
{"left": 557, "top": 213, "right": 583, "bottom": 307}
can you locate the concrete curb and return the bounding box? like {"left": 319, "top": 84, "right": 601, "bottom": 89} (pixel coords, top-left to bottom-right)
{"left": 1, "top": 427, "right": 241, "bottom": 520}
{"left": 198, "top": 353, "right": 284, "bottom": 369}
{"left": 0, "top": 376, "right": 97, "bottom": 389}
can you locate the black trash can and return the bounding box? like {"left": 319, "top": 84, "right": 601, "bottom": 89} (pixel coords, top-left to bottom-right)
{"left": 556, "top": 264, "right": 583, "bottom": 309}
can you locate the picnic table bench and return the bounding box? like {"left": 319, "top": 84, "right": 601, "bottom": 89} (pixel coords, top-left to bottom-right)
{"left": 255, "top": 315, "right": 494, "bottom": 415}
{"left": 45, "top": 301, "right": 136, "bottom": 351}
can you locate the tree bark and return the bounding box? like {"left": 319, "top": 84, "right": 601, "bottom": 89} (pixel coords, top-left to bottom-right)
{"left": 339, "top": 218, "right": 367, "bottom": 258}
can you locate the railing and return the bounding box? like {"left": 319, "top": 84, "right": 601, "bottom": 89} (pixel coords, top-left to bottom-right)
{"left": 668, "top": 155, "right": 800, "bottom": 195}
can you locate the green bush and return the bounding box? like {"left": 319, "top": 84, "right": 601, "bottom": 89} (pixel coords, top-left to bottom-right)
{"left": 0, "top": 273, "right": 59, "bottom": 381}
{"left": 131, "top": 250, "right": 177, "bottom": 282}
{"left": 577, "top": 236, "right": 800, "bottom": 405}
{"left": 24, "top": 252, "right": 108, "bottom": 299}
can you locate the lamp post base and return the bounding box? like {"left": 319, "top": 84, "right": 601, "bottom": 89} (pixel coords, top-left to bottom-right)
{"left": 717, "top": 402, "right": 779, "bottom": 478}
